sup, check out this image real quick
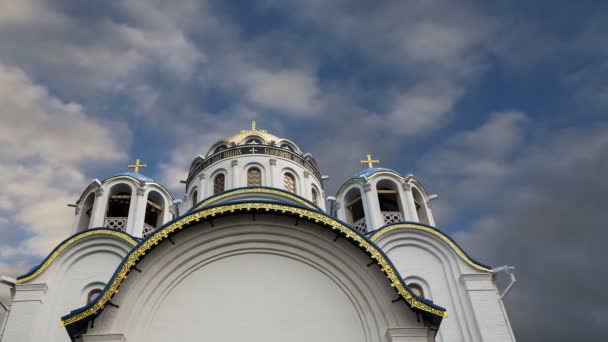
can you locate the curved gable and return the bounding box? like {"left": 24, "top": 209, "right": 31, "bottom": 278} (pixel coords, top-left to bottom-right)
{"left": 61, "top": 202, "right": 447, "bottom": 337}
{"left": 369, "top": 223, "right": 492, "bottom": 272}
{"left": 16, "top": 228, "right": 138, "bottom": 284}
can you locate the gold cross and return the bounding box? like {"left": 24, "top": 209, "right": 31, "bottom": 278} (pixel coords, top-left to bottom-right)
{"left": 128, "top": 158, "right": 147, "bottom": 173}
{"left": 241, "top": 119, "right": 267, "bottom": 134}
{"left": 360, "top": 154, "right": 379, "bottom": 168}
{"left": 249, "top": 147, "right": 258, "bottom": 153}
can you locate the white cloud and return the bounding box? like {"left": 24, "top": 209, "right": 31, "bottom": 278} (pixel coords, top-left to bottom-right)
{"left": 0, "top": 63, "right": 130, "bottom": 260}
{"left": 241, "top": 69, "right": 321, "bottom": 115}
{"left": 385, "top": 80, "right": 465, "bottom": 135}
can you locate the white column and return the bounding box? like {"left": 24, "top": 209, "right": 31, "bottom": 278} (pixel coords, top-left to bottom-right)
{"left": 90, "top": 187, "right": 107, "bottom": 228}
{"left": 129, "top": 187, "right": 147, "bottom": 237}
{"left": 401, "top": 183, "right": 418, "bottom": 222}
{"left": 1, "top": 283, "right": 48, "bottom": 342}
{"left": 461, "top": 274, "right": 516, "bottom": 342}
{"left": 231, "top": 159, "right": 239, "bottom": 189}
{"left": 363, "top": 182, "right": 383, "bottom": 230}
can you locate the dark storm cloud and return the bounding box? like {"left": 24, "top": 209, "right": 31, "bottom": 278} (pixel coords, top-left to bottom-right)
{"left": 424, "top": 117, "right": 608, "bottom": 341}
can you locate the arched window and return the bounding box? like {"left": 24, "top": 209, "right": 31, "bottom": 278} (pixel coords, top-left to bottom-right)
{"left": 408, "top": 283, "right": 424, "bottom": 298}
{"left": 284, "top": 173, "right": 296, "bottom": 193}
{"left": 311, "top": 187, "right": 319, "bottom": 205}
{"left": 105, "top": 183, "right": 132, "bottom": 231}
{"left": 143, "top": 191, "right": 165, "bottom": 237}
{"left": 191, "top": 190, "right": 198, "bottom": 206}
{"left": 214, "top": 145, "right": 228, "bottom": 154}
{"left": 77, "top": 192, "right": 95, "bottom": 231}
{"left": 376, "top": 179, "right": 403, "bottom": 225}
{"left": 412, "top": 187, "right": 430, "bottom": 225}
{"left": 344, "top": 187, "right": 366, "bottom": 232}
{"left": 87, "top": 289, "right": 102, "bottom": 303}
{"left": 247, "top": 167, "right": 262, "bottom": 186}
{"left": 213, "top": 174, "right": 225, "bottom": 194}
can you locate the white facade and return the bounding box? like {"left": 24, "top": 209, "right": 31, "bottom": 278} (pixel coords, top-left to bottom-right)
{"left": 0, "top": 124, "right": 516, "bottom": 342}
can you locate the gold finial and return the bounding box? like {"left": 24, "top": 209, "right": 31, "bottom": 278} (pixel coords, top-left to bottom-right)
{"left": 128, "top": 158, "right": 147, "bottom": 173}
{"left": 360, "top": 154, "right": 379, "bottom": 168}
{"left": 252, "top": 119, "right": 256, "bottom": 130}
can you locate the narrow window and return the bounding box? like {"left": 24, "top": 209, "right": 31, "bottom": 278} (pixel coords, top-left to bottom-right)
{"left": 284, "top": 173, "right": 296, "bottom": 193}
{"left": 87, "top": 289, "right": 102, "bottom": 303}
{"left": 214, "top": 174, "right": 225, "bottom": 194}
{"left": 247, "top": 167, "right": 262, "bottom": 186}
{"left": 311, "top": 188, "right": 319, "bottom": 205}
{"left": 191, "top": 190, "right": 198, "bottom": 206}
{"left": 408, "top": 283, "right": 424, "bottom": 298}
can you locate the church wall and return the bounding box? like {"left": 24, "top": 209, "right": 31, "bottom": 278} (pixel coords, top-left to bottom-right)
{"left": 2, "top": 236, "right": 134, "bottom": 342}
{"left": 374, "top": 231, "right": 515, "bottom": 342}
{"left": 84, "top": 215, "right": 427, "bottom": 342}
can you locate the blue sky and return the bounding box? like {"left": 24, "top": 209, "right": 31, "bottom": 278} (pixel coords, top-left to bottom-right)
{"left": 1, "top": 1, "right": 607, "bottom": 340}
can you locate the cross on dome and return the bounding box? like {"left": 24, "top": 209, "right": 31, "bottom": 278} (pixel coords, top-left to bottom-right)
{"left": 360, "top": 154, "right": 379, "bottom": 168}
{"left": 240, "top": 120, "right": 267, "bottom": 134}
{"left": 127, "top": 158, "right": 147, "bottom": 173}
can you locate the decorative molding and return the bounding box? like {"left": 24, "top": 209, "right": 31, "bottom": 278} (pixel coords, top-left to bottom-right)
{"left": 75, "top": 207, "right": 81, "bottom": 215}
{"left": 16, "top": 230, "right": 138, "bottom": 284}
{"left": 269, "top": 158, "right": 277, "bottom": 166}
{"left": 198, "top": 173, "right": 206, "bottom": 180}
{"left": 61, "top": 202, "right": 447, "bottom": 328}
{"left": 370, "top": 223, "right": 492, "bottom": 272}
{"left": 401, "top": 183, "right": 411, "bottom": 191}
{"left": 231, "top": 159, "right": 238, "bottom": 166}
{"left": 303, "top": 171, "right": 310, "bottom": 178}
{"left": 363, "top": 183, "right": 372, "bottom": 192}
{"left": 136, "top": 187, "right": 146, "bottom": 196}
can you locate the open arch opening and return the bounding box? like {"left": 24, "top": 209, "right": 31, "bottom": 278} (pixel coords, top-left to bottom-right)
{"left": 412, "top": 187, "right": 430, "bottom": 225}
{"left": 144, "top": 191, "right": 165, "bottom": 237}
{"left": 105, "top": 183, "right": 132, "bottom": 231}
{"left": 376, "top": 179, "right": 404, "bottom": 225}
{"left": 344, "top": 187, "right": 366, "bottom": 232}
{"left": 77, "top": 193, "right": 95, "bottom": 231}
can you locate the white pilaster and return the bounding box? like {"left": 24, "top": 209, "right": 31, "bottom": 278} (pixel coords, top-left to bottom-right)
{"left": 461, "top": 274, "right": 516, "bottom": 342}
{"left": 269, "top": 158, "right": 277, "bottom": 188}
{"left": 386, "top": 328, "right": 430, "bottom": 342}
{"left": 1, "top": 283, "right": 48, "bottom": 342}
{"left": 231, "top": 159, "right": 239, "bottom": 188}
{"left": 197, "top": 173, "right": 206, "bottom": 202}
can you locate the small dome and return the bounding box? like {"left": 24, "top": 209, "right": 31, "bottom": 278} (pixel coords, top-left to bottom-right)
{"left": 205, "top": 120, "right": 303, "bottom": 157}
{"left": 106, "top": 172, "right": 155, "bottom": 183}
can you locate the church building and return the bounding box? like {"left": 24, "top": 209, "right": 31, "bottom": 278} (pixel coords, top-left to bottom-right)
{"left": 0, "top": 122, "right": 517, "bottom": 342}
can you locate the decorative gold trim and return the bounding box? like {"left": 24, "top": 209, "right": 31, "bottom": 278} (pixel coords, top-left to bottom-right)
{"left": 370, "top": 224, "right": 492, "bottom": 272}
{"left": 17, "top": 230, "right": 138, "bottom": 284}
{"left": 61, "top": 203, "right": 446, "bottom": 327}
{"left": 194, "top": 188, "right": 317, "bottom": 210}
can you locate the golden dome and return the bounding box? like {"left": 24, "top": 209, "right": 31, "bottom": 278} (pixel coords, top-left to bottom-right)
{"left": 205, "top": 120, "right": 303, "bottom": 156}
